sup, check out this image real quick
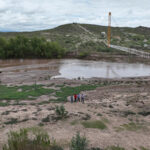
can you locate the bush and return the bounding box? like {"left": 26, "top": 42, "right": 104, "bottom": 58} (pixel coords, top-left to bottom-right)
{"left": 82, "top": 114, "right": 91, "bottom": 120}
{"left": 50, "top": 145, "right": 64, "bottom": 150}
{"left": 82, "top": 120, "right": 107, "bottom": 130}
{"left": 42, "top": 115, "right": 50, "bottom": 122}
{"left": 121, "top": 122, "right": 144, "bottom": 131}
{"left": 90, "top": 148, "right": 102, "bottom": 150}
{"left": 0, "top": 36, "right": 66, "bottom": 59}
{"left": 55, "top": 105, "right": 68, "bottom": 119}
{"left": 140, "top": 146, "right": 149, "bottom": 150}
{"left": 138, "top": 111, "right": 150, "bottom": 116}
{"left": 122, "top": 111, "right": 136, "bottom": 117}
{"left": 3, "top": 127, "right": 63, "bottom": 150}
{"left": 4, "top": 118, "right": 18, "bottom": 125}
{"left": 107, "top": 146, "right": 125, "bottom": 150}
{"left": 70, "top": 132, "right": 88, "bottom": 150}
{"left": 78, "top": 51, "right": 89, "bottom": 58}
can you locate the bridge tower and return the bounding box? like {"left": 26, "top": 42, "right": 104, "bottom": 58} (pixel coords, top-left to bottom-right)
{"left": 107, "top": 12, "right": 111, "bottom": 47}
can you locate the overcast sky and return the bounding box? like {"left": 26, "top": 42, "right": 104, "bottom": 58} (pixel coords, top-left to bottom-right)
{"left": 0, "top": 0, "right": 150, "bottom": 31}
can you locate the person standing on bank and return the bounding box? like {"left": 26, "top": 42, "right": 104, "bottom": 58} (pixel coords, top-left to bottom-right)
{"left": 74, "top": 94, "right": 77, "bottom": 102}
{"left": 81, "top": 94, "right": 85, "bottom": 104}
{"left": 77, "top": 93, "right": 80, "bottom": 102}
{"left": 70, "top": 95, "right": 74, "bottom": 103}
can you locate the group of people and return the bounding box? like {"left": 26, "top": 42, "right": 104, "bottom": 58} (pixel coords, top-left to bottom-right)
{"left": 70, "top": 93, "right": 85, "bottom": 103}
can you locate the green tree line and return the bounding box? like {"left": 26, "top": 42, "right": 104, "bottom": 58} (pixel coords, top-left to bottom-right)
{"left": 0, "top": 36, "right": 66, "bottom": 59}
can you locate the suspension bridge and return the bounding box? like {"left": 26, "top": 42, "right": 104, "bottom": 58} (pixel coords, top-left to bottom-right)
{"left": 76, "top": 12, "right": 150, "bottom": 59}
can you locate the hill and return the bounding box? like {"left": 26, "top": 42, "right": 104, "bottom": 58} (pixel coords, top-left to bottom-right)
{"left": 0, "top": 23, "right": 150, "bottom": 53}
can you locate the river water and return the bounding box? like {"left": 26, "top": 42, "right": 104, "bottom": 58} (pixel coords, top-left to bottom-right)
{"left": 54, "top": 59, "right": 150, "bottom": 79}
{"left": 0, "top": 59, "right": 150, "bottom": 81}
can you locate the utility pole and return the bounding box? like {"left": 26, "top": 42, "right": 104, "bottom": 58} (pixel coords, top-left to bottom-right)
{"left": 108, "top": 12, "right": 111, "bottom": 47}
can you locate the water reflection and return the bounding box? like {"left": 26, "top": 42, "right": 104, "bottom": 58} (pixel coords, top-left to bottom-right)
{"left": 1, "top": 59, "right": 150, "bottom": 80}
{"left": 54, "top": 59, "right": 150, "bottom": 79}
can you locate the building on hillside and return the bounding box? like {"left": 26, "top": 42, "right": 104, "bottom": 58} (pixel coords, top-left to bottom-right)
{"left": 101, "top": 32, "right": 106, "bottom": 38}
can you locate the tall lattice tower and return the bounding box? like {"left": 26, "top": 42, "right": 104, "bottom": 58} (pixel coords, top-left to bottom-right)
{"left": 107, "top": 12, "right": 111, "bottom": 47}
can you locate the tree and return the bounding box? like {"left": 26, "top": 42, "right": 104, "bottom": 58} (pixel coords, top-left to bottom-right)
{"left": 0, "top": 36, "right": 66, "bottom": 59}
{"left": 0, "top": 37, "right": 7, "bottom": 58}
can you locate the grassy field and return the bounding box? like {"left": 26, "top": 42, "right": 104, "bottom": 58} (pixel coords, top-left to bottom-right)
{"left": 0, "top": 81, "right": 117, "bottom": 106}
{"left": 0, "top": 84, "right": 54, "bottom": 100}
{"left": 55, "top": 84, "right": 99, "bottom": 102}
{"left": 0, "top": 83, "right": 105, "bottom": 105}
{"left": 0, "top": 84, "right": 55, "bottom": 106}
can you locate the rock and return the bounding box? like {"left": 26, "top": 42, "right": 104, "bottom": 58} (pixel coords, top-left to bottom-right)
{"left": 144, "top": 44, "right": 148, "bottom": 47}
{"left": 17, "top": 88, "right": 22, "bottom": 92}
{"left": 143, "top": 39, "right": 148, "bottom": 42}
{"left": 82, "top": 113, "right": 91, "bottom": 120}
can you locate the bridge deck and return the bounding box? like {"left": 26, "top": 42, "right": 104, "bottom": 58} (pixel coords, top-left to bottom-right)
{"left": 110, "top": 45, "right": 150, "bottom": 59}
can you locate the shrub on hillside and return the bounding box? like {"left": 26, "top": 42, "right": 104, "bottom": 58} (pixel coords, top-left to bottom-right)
{"left": 78, "top": 51, "right": 89, "bottom": 58}
{"left": 107, "top": 146, "right": 125, "bottom": 150}
{"left": 70, "top": 132, "right": 88, "bottom": 150}
{"left": 55, "top": 105, "right": 68, "bottom": 119}
{"left": 3, "top": 128, "right": 63, "bottom": 150}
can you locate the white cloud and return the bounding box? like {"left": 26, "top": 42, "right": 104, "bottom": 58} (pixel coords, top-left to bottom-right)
{"left": 0, "top": 0, "right": 149, "bottom": 31}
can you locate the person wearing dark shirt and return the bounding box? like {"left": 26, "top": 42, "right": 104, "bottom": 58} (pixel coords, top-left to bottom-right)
{"left": 70, "top": 95, "right": 74, "bottom": 103}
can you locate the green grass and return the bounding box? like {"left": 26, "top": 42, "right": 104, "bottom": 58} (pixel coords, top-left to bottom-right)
{"left": 4, "top": 118, "right": 29, "bottom": 125}
{"left": 78, "top": 41, "right": 127, "bottom": 54}
{"left": 140, "top": 146, "right": 150, "bottom": 150}
{"left": 55, "top": 84, "right": 65, "bottom": 88}
{"left": 55, "top": 84, "right": 106, "bottom": 102}
{"left": 70, "top": 120, "right": 79, "bottom": 125}
{"left": 70, "top": 132, "right": 88, "bottom": 150}
{"left": 133, "top": 147, "right": 150, "bottom": 150}
{"left": 82, "top": 120, "right": 107, "bottom": 130}
{"left": 115, "top": 122, "right": 146, "bottom": 132}
{"left": 42, "top": 115, "right": 50, "bottom": 122}
{"left": 106, "top": 146, "right": 125, "bottom": 150}
{"left": 0, "top": 82, "right": 117, "bottom": 105}
{"left": 1, "top": 110, "right": 10, "bottom": 115}
{"left": 4, "top": 118, "right": 18, "bottom": 125}
{"left": 121, "top": 122, "right": 144, "bottom": 131}
{"left": 38, "top": 100, "right": 52, "bottom": 105}
{"left": 122, "top": 110, "right": 136, "bottom": 117}
{"left": 101, "top": 117, "right": 109, "bottom": 124}
{"left": 0, "top": 102, "right": 9, "bottom": 106}
{"left": 0, "top": 85, "right": 54, "bottom": 101}
{"left": 97, "top": 113, "right": 103, "bottom": 116}
{"left": 138, "top": 111, "right": 150, "bottom": 116}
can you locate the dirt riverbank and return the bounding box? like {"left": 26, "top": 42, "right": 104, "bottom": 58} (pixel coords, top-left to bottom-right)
{"left": 0, "top": 57, "right": 150, "bottom": 150}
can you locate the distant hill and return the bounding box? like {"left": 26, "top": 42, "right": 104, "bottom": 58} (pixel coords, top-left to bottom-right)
{"left": 0, "top": 23, "right": 150, "bottom": 52}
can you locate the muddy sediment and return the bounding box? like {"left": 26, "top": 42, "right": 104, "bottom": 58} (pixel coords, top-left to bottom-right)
{"left": 0, "top": 57, "right": 150, "bottom": 85}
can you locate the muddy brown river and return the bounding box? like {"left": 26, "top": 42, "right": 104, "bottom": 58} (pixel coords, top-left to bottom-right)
{"left": 0, "top": 59, "right": 150, "bottom": 84}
